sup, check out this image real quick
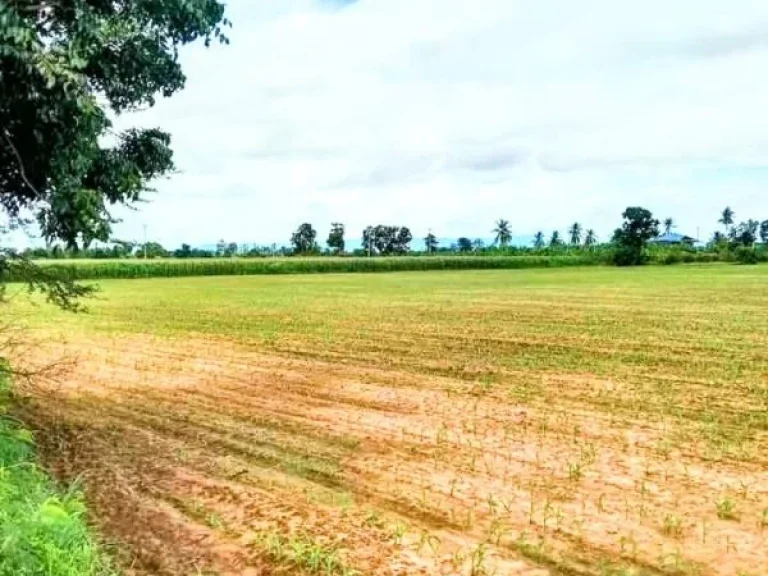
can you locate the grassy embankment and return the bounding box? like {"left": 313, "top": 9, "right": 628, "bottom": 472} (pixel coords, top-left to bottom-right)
{"left": 0, "top": 368, "right": 111, "bottom": 576}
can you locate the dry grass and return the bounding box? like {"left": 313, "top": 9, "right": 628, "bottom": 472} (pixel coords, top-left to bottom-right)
{"left": 7, "top": 266, "right": 768, "bottom": 575}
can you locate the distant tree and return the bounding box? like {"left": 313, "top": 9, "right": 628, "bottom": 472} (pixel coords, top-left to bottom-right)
{"left": 327, "top": 223, "right": 345, "bottom": 254}
{"left": 137, "top": 242, "right": 167, "bottom": 259}
{"left": 493, "top": 219, "right": 512, "bottom": 248}
{"left": 719, "top": 207, "right": 735, "bottom": 237}
{"left": 395, "top": 227, "right": 413, "bottom": 255}
{"left": 533, "top": 231, "right": 545, "bottom": 249}
{"left": 175, "top": 243, "right": 193, "bottom": 258}
{"left": 472, "top": 238, "right": 485, "bottom": 251}
{"left": 225, "top": 242, "right": 238, "bottom": 257}
{"left": 710, "top": 231, "right": 727, "bottom": 248}
{"left": 760, "top": 220, "right": 768, "bottom": 244}
{"left": 362, "top": 226, "right": 375, "bottom": 256}
{"left": 215, "top": 239, "right": 227, "bottom": 257}
{"left": 583, "top": 229, "right": 597, "bottom": 248}
{"left": 291, "top": 223, "right": 318, "bottom": 254}
{"left": 363, "top": 225, "right": 412, "bottom": 255}
{"left": 730, "top": 220, "right": 759, "bottom": 246}
{"left": 611, "top": 206, "right": 659, "bottom": 266}
{"left": 549, "top": 231, "right": 563, "bottom": 247}
{"left": 663, "top": 218, "right": 675, "bottom": 235}
{"left": 457, "top": 237, "right": 473, "bottom": 252}
{"left": 424, "top": 232, "right": 439, "bottom": 254}
{"left": 568, "top": 222, "right": 583, "bottom": 246}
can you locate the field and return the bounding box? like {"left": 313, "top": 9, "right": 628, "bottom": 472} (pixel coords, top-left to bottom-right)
{"left": 8, "top": 265, "right": 768, "bottom": 576}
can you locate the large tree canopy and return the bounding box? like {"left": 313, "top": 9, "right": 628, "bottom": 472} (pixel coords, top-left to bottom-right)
{"left": 0, "top": 0, "right": 229, "bottom": 248}
{"left": 0, "top": 0, "right": 228, "bottom": 308}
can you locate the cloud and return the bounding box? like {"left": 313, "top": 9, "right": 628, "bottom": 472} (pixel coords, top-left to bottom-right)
{"left": 109, "top": 0, "right": 768, "bottom": 247}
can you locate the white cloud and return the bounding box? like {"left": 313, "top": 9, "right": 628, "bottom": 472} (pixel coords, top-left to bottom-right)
{"left": 112, "top": 0, "right": 768, "bottom": 247}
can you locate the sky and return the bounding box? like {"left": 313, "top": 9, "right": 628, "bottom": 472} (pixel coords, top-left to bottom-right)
{"left": 106, "top": 0, "right": 768, "bottom": 248}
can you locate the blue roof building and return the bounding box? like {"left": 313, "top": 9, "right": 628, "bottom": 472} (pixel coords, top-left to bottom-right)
{"left": 649, "top": 232, "right": 698, "bottom": 245}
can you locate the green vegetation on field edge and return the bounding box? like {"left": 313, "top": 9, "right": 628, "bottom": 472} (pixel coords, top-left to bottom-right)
{"left": 0, "top": 368, "right": 112, "bottom": 576}
{"left": 2, "top": 251, "right": 729, "bottom": 282}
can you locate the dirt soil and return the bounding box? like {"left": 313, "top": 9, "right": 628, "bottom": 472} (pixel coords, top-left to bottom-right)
{"left": 16, "top": 334, "right": 768, "bottom": 576}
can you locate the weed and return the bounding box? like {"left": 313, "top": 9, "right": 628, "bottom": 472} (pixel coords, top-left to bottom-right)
{"left": 716, "top": 496, "right": 739, "bottom": 521}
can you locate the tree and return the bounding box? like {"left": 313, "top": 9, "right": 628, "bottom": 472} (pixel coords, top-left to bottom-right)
{"left": 719, "top": 207, "right": 735, "bottom": 237}
{"left": 457, "top": 237, "right": 473, "bottom": 252}
{"left": 549, "top": 231, "right": 563, "bottom": 247}
{"left": 215, "top": 239, "right": 227, "bottom": 257}
{"left": 225, "top": 242, "right": 238, "bottom": 257}
{"left": 0, "top": 0, "right": 229, "bottom": 309}
{"left": 424, "top": 232, "right": 438, "bottom": 254}
{"left": 137, "top": 242, "right": 167, "bottom": 259}
{"left": 291, "top": 223, "right": 318, "bottom": 254}
{"left": 663, "top": 218, "right": 675, "bottom": 235}
{"left": 395, "top": 227, "right": 412, "bottom": 255}
{"left": 611, "top": 206, "right": 659, "bottom": 266}
{"left": 533, "top": 231, "right": 545, "bottom": 249}
{"left": 327, "top": 223, "right": 345, "bottom": 254}
{"left": 362, "top": 226, "right": 375, "bottom": 256}
{"left": 363, "top": 225, "right": 412, "bottom": 255}
{"left": 730, "top": 220, "right": 759, "bottom": 246}
{"left": 568, "top": 222, "right": 582, "bottom": 246}
{"left": 583, "top": 229, "right": 597, "bottom": 248}
{"left": 472, "top": 238, "right": 485, "bottom": 251}
{"left": 760, "top": 220, "right": 768, "bottom": 244}
{"left": 493, "top": 219, "right": 512, "bottom": 248}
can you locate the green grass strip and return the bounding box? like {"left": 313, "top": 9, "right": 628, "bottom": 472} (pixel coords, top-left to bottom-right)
{"left": 0, "top": 366, "right": 113, "bottom": 576}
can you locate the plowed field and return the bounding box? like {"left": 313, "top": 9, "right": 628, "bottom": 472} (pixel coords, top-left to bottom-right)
{"left": 10, "top": 267, "right": 768, "bottom": 575}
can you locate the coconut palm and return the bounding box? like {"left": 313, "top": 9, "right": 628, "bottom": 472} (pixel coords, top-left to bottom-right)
{"left": 663, "top": 218, "right": 675, "bottom": 235}
{"left": 549, "top": 230, "right": 562, "bottom": 247}
{"left": 533, "top": 231, "right": 545, "bottom": 249}
{"left": 493, "top": 219, "right": 512, "bottom": 248}
{"left": 568, "top": 222, "right": 582, "bottom": 246}
{"left": 583, "top": 229, "right": 597, "bottom": 248}
{"left": 719, "top": 207, "right": 734, "bottom": 236}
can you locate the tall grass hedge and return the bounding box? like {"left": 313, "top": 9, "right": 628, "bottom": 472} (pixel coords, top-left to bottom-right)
{"left": 4, "top": 255, "right": 606, "bottom": 281}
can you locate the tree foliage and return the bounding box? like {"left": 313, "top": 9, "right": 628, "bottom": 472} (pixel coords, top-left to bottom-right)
{"left": 493, "top": 219, "right": 511, "bottom": 248}
{"left": 362, "top": 225, "right": 412, "bottom": 256}
{"left": 611, "top": 206, "right": 659, "bottom": 266}
{"left": 291, "top": 223, "right": 318, "bottom": 254}
{"left": 533, "top": 231, "right": 545, "bottom": 249}
{"left": 423, "top": 232, "right": 438, "bottom": 254}
{"left": 719, "top": 207, "right": 735, "bottom": 234}
{"left": 568, "top": 222, "right": 582, "bottom": 246}
{"left": 0, "top": 0, "right": 229, "bottom": 307}
{"left": 327, "top": 222, "right": 345, "bottom": 254}
{"left": 549, "top": 230, "right": 562, "bottom": 247}
{"left": 456, "top": 237, "right": 472, "bottom": 252}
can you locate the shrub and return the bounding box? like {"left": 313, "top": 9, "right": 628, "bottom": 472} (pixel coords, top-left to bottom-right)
{"left": 734, "top": 246, "right": 760, "bottom": 265}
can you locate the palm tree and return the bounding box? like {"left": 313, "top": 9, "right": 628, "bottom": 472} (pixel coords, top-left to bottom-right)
{"left": 533, "top": 231, "right": 545, "bottom": 249}
{"left": 663, "top": 218, "right": 675, "bottom": 235}
{"left": 424, "top": 232, "right": 438, "bottom": 254}
{"left": 493, "top": 219, "right": 512, "bottom": 248}
{"left": 584, "top": 229, "right": 597, "bottom": 248}
{"left": 568, "top": 222, "right": 582, "bottom": 246}
{"left": 719, "top": 207, "right": 734, "bottom": 236}
{"left": 549, "top": 230, "right": 562, "bottom": 247}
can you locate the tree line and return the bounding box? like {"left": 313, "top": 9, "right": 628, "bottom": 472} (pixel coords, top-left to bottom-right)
{"left": 15, "top": 205, "right": 768, "bottom": 266}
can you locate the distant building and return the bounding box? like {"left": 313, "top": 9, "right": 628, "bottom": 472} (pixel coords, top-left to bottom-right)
{"left": 649, "top": 232, "right": 697, "bottom": 246}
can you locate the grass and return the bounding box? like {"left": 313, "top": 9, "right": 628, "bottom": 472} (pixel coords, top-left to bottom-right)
{"left": 0, "top": 368, "right": 111, "bottom": 576}
{"left": 6, "top": 264, "right": 768, "bottom": 575}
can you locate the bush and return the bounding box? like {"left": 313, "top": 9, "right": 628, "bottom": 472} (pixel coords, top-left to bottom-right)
{"left": 734, "top": 246, "right": 760, "bottom": 265}
{"left": 611, "top": 246, "right": 647, "bottom": 266}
